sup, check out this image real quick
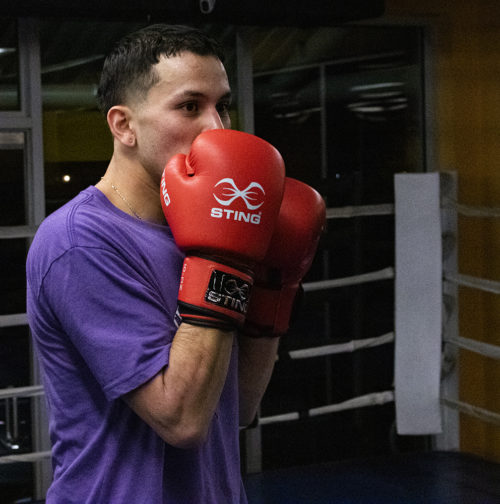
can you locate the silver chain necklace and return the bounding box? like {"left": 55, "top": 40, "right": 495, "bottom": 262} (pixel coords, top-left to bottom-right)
{"left": 101, "top": 177, "right": 142, "bottom": 220}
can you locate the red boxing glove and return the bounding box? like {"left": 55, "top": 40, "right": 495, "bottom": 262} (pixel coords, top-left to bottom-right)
{"left": 161, "top": 129, "right": 285, "bottom": 329}
{"left": 244, "top": 177, "right": 326, "bottom": 337}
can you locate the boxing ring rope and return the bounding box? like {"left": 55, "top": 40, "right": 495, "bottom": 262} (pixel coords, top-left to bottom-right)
{"left": 439, "top": 186, "right": 500, "bottom": 431}
{"left": 443, "top": 335, "right": 500, "bottom": 361}
{"left": 303, "top": 267, "right": 394, "bottom": 292}
{"left": 259, "top": 174, "right": 500, "bottom": 439}
{"left": 441, "top": 398, "right": 500, "bottom": 428}
{"left": 283, "top": 332, "right": 395, "bottom": 360}
{"left": 0, "top": 451, "right": 51, "bottom": 464}
{"left": 0, "top": 385, "right": 44, "bottom": 400}
{"left": 444, "top": 271, "right": 500, "bottom": 295}
{"left": 259, "top": 391, "right": 395, "bottom": 426}
{"left": 0, "top": 225, "right": 39, "bottom": 239}
{"left": 0, "top": 385, "right": 47, "bottom": 464}
{"left": 442, "top": 197, "right": 500, "bottom": 219}
{"left": 0, "top": 313, "right": 28, "bottom": 327}
{"left": 326, "top": 203, "right": 394, "bottom": 219}
{"left": 3, "top": 173, "right": 500, "bottom": 467}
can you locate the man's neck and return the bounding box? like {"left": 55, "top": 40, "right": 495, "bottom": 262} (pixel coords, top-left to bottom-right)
{"left": 96, "top": 156, "right": 166, "bottom": 225}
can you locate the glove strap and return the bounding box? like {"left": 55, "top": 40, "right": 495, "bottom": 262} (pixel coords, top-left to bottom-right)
{"left": 243, "top": 283, "right": 299, "bottom": 337}
{"left": 178, "top": 255, "right": 253, "bottom": 329}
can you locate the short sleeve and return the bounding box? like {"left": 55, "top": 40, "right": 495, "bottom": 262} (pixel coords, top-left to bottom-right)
{"left": 42, "top": 245, "right": 177, "bottom": 400}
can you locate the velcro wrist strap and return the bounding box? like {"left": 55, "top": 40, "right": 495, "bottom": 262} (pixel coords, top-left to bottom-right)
{"left": 273, "top": 285, "right": 299, "bottom": 334}
{"left": 178, "top": 256, "right": 253, "bottom": 327}
{"left": 245, "top": 283, "right": 298, "bottom": 336}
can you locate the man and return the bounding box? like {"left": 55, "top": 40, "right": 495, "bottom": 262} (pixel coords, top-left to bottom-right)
{"left": 27, "top": 23, "right": 326, "bottom": 503}
{"left": 27, "top": 24, "right": 283, "bottom": 503}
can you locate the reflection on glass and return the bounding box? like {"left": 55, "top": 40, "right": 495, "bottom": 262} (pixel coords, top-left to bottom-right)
{"left": 0, "top": 325, "right": 34, "bottom": 496}
{"left": 252, "top": 24, "right": 428, "bottom": 470}
{"left": 0, "top": 239, "right": 29, "bottom": 315}
{"left": 0, "top": 326, "right": 31, "bottom": 386}
{"left": 254, "top": 26, "right": 424, "bottom": 206}
{"left": 255, "top": 68, "right": 322, "bottom": 189}
{"left": 39, "top": 21, "right": 238, "bottom": 215}
{"left": 0, "top": 132, "right": 25, "bottom": 226}
{"left": 0, "top": 19, "right": 19, "bottom": 111}
{"left": 325, "top": 63, "right": 424, "bottom": 206}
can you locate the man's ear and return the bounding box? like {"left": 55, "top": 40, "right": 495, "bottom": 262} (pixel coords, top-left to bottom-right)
{"left": 107, "top": 105, "right": 136, "bottom": 147}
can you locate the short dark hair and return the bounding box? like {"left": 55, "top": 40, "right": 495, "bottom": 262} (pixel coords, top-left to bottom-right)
{"left": 97, "top": 24, "right": 226, "bottom": 115}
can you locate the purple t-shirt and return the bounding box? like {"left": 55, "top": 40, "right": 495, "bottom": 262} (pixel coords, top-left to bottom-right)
{"left": 26, "top": 186, "right": 246, "bottom": 503}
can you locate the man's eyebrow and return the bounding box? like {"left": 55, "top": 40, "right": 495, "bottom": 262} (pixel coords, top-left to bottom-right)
{"left": 174, "top": 90, "right": 232, "bottom": 101}
{"left": 219, "top": 91, "right": 232, "bottom": 102}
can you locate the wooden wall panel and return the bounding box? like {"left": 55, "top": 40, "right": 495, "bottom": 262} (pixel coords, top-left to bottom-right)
{"left": 385, "top": 0, "right": 500, "bottom": 462}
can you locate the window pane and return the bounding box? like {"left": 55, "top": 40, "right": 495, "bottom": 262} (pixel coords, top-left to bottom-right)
{"left": 0, "top": 132, "right": 26, "bottom": 226}
{"left": 255, "top": 67, "right": 323, "bottom": 189}
{"left": 0, "top": 464, "right": 34, "bottom": 503}
{"left": 325, "top": 62, "right": 424, "bottom": 206}
{"left": 0, "top": 326, "right": 31, "bottom": 387}
{"left": 0, "top": 18, "right": 19, "bottom": 111}
{"left": 0, "top": 326, "right": 34, "bottom": 500}
{"left": 40, "top": 20, "right": 138, "bottom": 214}
{"left": 0, "top": 239, "right": 29, "bottom": 315}
{"left": 252, "top": 24, "right": 427, "bottom": 471}
{"left": 39, "top": 21, "right": 237, "bottom": 214}
{"left": 0, "top": 325, "right": 33, "bottom": 453}
{"left": 326, "top": 215, "right": 395, "bottom": 279}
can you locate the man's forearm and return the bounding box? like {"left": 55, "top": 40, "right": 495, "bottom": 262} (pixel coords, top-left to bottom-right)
{"left": 125, "top": 323, "right": 234, "bottom": 448}
{"left": 237, "top": 334, "right": 280, "bottom": 426}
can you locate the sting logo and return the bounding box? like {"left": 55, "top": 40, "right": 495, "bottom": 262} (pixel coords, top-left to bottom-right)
{"left": 205, "top": 270, "right": 251, "bottom": 315}
{"left": 160, "top": 176, "right": 170, "bottom": 207}
{"left": 211, "top": 178, "right": 265, "bottom": 224}
{"left": 213, "top": 178, "right": 265, "bottom": 210}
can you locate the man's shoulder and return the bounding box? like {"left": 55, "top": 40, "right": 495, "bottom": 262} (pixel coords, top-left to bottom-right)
{"left": 27, "top": 187, "right": 110, "bottom": 270}
{"left": 33, "top": 187, "right": 103, "bottom": 245}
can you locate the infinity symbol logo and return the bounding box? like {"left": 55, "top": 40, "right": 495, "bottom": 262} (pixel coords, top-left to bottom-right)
{"left": 213, "top": 178, "right": 265, "bottom": 210}
{"left": 223, "top": 278, "right": 250, "bottom": 301}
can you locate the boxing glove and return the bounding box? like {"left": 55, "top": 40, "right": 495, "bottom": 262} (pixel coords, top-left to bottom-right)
{"left": 243, "top": 177, "right": 326, "bottom": 337}
{"left": 161, "top": 129, "right": 285, "bottom": 329}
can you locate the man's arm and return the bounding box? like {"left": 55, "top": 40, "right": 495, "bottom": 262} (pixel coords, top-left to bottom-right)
{"left": 237, "top": 334, "right": 279, "bottom": 426}
{"left": 124, "top": 323, "right": 234, "bottom": 449}
{"left": 237, "top": 178, "right": 326, "bottom": 426}
{"left": 126, "top": 131, "right": 286, "bottom": 447}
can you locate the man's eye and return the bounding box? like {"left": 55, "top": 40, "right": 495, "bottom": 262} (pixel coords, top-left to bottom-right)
{"left": 183, "top": 102, "right": 198, "bottom": 113}
{"left": 217, "top": 102, "right": 230, "bottom": 115}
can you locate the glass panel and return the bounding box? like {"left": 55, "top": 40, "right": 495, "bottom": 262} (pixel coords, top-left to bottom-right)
{"left": 39, "top": 21, "right": 238, "bottom": 215}
{"left": 0, "top": 18, "right": 19, "bottom": 111}
{"left": 0, "top": 239, "right": 29, "bottom": 315}
{"left": 0, "top": 325, "right": 31, "bottom": 387}
{"left": 255, "top": 68, "right": 323, "bottom": 189}
{"left": 0, "top": 132, "right": 26, "bottom": 226}
{"left": 326, "top": 215, "right": 395, "bottom": 279}
{"left": 0, "top": 462, "right": 34, "bottom": 502}
{"left": 261, "top": 404, "right": 396, "bottom": 470}
{"left": 0, "top": 326, "right": 34, "bottom": 501}
{"left": 0, "top": 325, "right": 33, "bottom": 454}
{"left": 40, "top": 20, "right": 144, "bottom": 214}
{"left": 325, "top": 63, "right": 424, "bottom": 206}
{"left": 0, "top": 20, "right": 37, "bottom": 502}
{"left": 252, "top": 24, "right": 427, "bottom": 471}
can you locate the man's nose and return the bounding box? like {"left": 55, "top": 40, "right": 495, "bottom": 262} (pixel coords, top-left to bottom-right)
{"left": 201, "top": 109, "right": 225, "bottom": 132}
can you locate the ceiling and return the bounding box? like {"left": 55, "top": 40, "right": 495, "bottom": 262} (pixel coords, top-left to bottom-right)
{"left": 0, "top": 2, "right": 423, "bottom": 114}
{"left": 2, "top": 0, "right": 384, "bottom": 26}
